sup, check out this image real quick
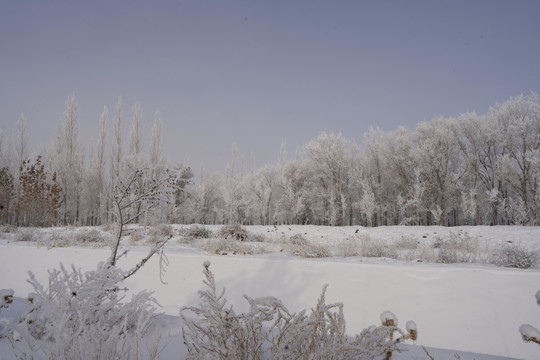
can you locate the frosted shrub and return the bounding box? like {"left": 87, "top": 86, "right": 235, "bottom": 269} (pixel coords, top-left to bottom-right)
{"left": 181, "top": 225, "right": 213, "bottom": 239}
{"left": 247, "top": 232, "right": 269, "bottom": 243}
{"left": 182, "top": 262, "right": 417, "bottom": 360}
{"left": 37, "top": 230, "right": 72, "bottom": 248}
{"left": 289, "top": 234, "right": 308, "bottom": 246}
{"left": 9, "top": 263, "right": 160, "bottom": 360}
{"left": 405, "top": 244, "right": 437, "bottom": 263}
{"left": 218, "top": 224, "right": 248, "bottom": 241}
{"left": 434, "top": 232, "right": 480, "bottom": 264}
{"left": 14, "top": 228, "right": 37, "bottom": 242}
{"left": 100, "top": 222, "right": 116, "bottom": 233}
{"left": 129, "top": 230, "right": 145, "bottom": 242}
{"left": 360, "top": 237, "right": 398, "bottom": 259}
{"left": 495, "top": 244, "right": 538, "bottom": 269}
{"left": 206, "top": 238, "right": 267, "bottom": 255}
{"left": 73, "top": 228, "right": 108, "bottom": 245}
{"left": 0, "top": 224, "right": 17, "bottom": 233}
{"left": 394, "top": 235, "right": 419, "bottom": 250}
{"left": 337, "top": 238, "right": 360, "bottom": 257}
{"left": 289, "top": 241, "right": 331, "bottom": 258}
{"left": 148, "top": 223, "right": 173, "bottom": 237}
{"left": 436, "top": 245, "right": 462, "bottom": 264}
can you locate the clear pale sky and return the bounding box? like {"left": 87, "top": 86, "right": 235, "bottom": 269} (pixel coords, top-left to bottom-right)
{"left": 1, "top": 0, "right": 539, "bottom": 174}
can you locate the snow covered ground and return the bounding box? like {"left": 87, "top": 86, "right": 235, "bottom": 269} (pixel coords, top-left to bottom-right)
{"left": 1, "top": 225, "right": 539, "bottom": 359}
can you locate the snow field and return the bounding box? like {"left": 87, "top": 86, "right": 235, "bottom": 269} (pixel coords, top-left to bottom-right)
{"left": 1, "top": 225, "right": 540, "bottom": 359}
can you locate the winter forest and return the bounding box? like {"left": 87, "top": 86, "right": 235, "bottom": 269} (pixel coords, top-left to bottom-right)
{"left": 0, "top": 92, "right": 539, "bottom": 228}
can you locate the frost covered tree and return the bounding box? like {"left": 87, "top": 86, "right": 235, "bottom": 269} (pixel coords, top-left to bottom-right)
{"left": 0, "top": 167, "right": 14, "bottom": 223}
{"left": 458, "top": 111, "right": 506, "bottom": 225}
{"left": 18, "top": 156, "right": 61, "bottom": 226}
{"left": 359, "top": 185, "right": 377, "bottom": 227}
{"left": 276, "top": 158, "right": 313, "bottom": 225}
{"left": 304, "top": 132, "right": 354, "bottom": 226}
{"left": 110, "top": 97, "right": 124, "bottom": 182}
{"left": 83, "top": 107, "right": 108, "bottom": 225}
{"left": 145, "top": 111, "right": 178, "bottom": 223}
{"left": 126, "top": 103, "right": 148, "bottom": 223}
{"left": 494, "top": 94, "right": 540, "bottom": 225}
{"left": 108, "top": 97, "right": 125, "bottom": 222}
{"left": 13, "top": 114, "right": 29, "bottom": 225}
{"left": 129, "top": 103, "right": 144, "bottom": 164}
{"left": 257, "top": 165, "right": 278, "bottom": 225}
{"left": 54, "top": 94, "right": 84, "bottom": 224}
{"left": 109, "top": 164, "right": 181, "bottom": 267}
{"left": 415, "top": 117, "right": 465, "bottom": 225}
{"left": 362, "top": 128, "right": 391, "bottom": 226}
{"left": 150, "top": 111, "right": 164, "bottom": 174}
{"left": 186, "top": 166, "right": 222, "bottom": 224}
{"left": 222, "top": 143, "right": 247, "bottom": 224}
{"left": 383, "top": 127, "right": 423, "bottom": 225}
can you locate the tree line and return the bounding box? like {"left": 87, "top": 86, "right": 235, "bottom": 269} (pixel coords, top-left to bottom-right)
{"left": 0, "top": 93, "right": 539, "bottom": 227}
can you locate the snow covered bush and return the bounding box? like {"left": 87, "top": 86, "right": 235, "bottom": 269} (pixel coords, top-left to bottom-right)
{"left": 37, "top": 229, "right": 72, "bottom": 248}
{"left": 288, "top": 233, "right": 308, "bottom": 246}
{"left": 360, "top": 236, "right": 398, "bottom": 259}
{"left": 282, "top": 234, "right": 332, "bottom": 258}
{"left": 247, "top": 232, "right": 269, "bottom": 243}
{"left": 434, "top": 232, "right": 480, "bottom": 264}
{"left": 129, "top": 229, "right": 145, "bottom": 242}
{"left": 9, "top": 263, "right": 161, "bottom": 360}
{"left": 337, "top": 238, "right": 360, "bottom": 257}
{"left": 404, "top": 243, "right": 437, "bottom": 263}
{"left": 14, "top": 228, "right": 37, "bottom": 242}
{"left": 206, "top": 238, "right": 267, "bottom": 256}
{"left": 218, "top": 224, "right": 248, "bottom": 241}
{"left": 289, "top": 241, "right": 331, "bottom": 258}
{"left": 181, "top": 224, "right": 213, "bottom": 239}
{"left": 100, "top": 222, "right": 116, "bottom": 233}
{"left": 182, "top": 262, "right": 417, "bottom": 360}
{"left": 495, "top": 244, "right": 538, "bottom": 269}
{"left": 73, "top": 228, "right": 108, "bottom": 245}
{"left": 520, "top": 290, "right": 540, "bottom": 346}
{"left": 436, "top": 244, "right": 465, "bottom": 264}
{"left": 0, "top": 224, "right": 17, "bottom": 233}
{"left": 148, "top": 223, "right": 173, "bottom": 237}
{"left": 394, "top": 235, "right": 419, "bottom": 250}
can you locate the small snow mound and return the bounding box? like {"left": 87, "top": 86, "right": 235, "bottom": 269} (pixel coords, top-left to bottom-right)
{"left": 520, "top": 324, "right": 540, "bottom": 343}
{"left": 406, "top": 320, "right": 417, "bottom": 332}
{"left": 0, "top": 289, "right": 14, "bottom": 308}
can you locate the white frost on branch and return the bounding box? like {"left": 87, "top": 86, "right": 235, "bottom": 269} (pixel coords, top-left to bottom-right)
{"left": 181, "top": 262, "right": 415, "bottom": 360}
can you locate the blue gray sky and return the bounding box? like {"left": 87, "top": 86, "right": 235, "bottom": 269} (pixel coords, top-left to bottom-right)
{"left": 1, "top": 0, "right": 539, "bottom": 174}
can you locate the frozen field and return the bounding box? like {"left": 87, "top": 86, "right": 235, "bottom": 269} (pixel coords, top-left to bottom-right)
{"left": 1, "top": 225, "right": 539, "bottom": 359}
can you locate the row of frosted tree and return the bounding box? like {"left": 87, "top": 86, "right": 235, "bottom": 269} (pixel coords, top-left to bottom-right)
{"left": 0, "top": 93, "right": 539, "bottom": 227}
{"left": 0, "top": 95, "right": 192, "bottom": 227}
{"left": 185, "top": 93, "right": 540, "bottom": 226}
